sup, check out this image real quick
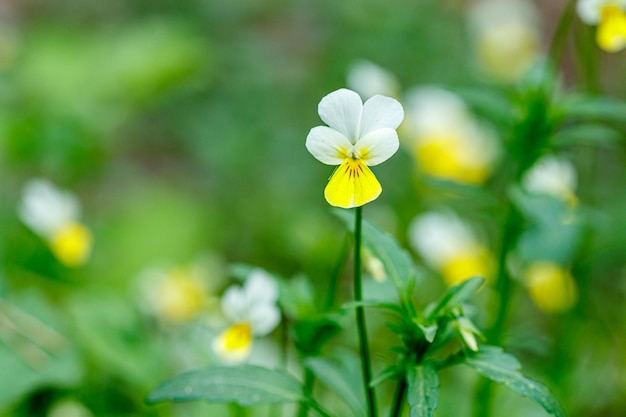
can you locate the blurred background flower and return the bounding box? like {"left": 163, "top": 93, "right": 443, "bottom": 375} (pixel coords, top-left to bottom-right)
{"left": 402, "top": 87, "right": 499, "bottom": 185}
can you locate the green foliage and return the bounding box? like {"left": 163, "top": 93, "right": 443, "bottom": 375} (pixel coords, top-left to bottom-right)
{"left": 460, "top": 346, "right": 566, "bottom": 417}
{"left": 335, "top": 210, "right": 419, "bottom": 311}
{"left": 305, "top": 355, "right": 365, "bottom": 417}
{"left": 0, "top": 292, "right": 81, "bottom": 411}
{"left": 407, "top": 365, "right": 439, "bottom": 417}
{"left": 147, "top": 364, "right": 305, "bottom": 406}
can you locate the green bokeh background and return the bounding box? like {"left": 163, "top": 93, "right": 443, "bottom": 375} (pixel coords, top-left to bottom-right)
{"left": 1, "top": 0, "right": 625, "bottom": 416}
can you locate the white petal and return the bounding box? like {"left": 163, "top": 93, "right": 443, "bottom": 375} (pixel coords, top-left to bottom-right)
{"left": 318, "top": 88, "right": 363, "bottom": 143}
{"left": 347, "top": 60, "right": 398, "bottom": 99}
{"left": 408, "top": 212, "right": 476, "bottom": 268}
{"left": 248, "top": 303, "right": 281, "bottom": 336}
{"left": 18, "top": 179, "right": 80, "bottom": 238}
{"left": 576, "top": 0, "right": 603, "bottom": 24}
{"left": 306, "top": 126, "right": 353, "bottom": 165}
{"left": 359, "top": 95, "right": 404, "bottom": 137}
{"left": 221, "top": 285, "right": 247, "bottom": 322}
{"left": 354, "top": 128, "right": 399, "bottom": 166}
{"left": 244, "top": 269, "right": 279, "bottom": 304}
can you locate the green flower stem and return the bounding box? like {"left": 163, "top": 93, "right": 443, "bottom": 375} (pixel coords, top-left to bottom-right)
{"left": 388, "top": 375, "right": 407, "bottom": 417}
{"left": 354, "top": 206, "right": 378, "bottom": 417}
{"left": 547, "top": 0, "right": 577, "bottom": 71}
{"left": 296, "top": 368, "right": 316, "bottom": 417}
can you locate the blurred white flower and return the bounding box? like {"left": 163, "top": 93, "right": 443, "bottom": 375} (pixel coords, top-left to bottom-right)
{"left": 408, "top": 211, "right": 493, "bottom": 286}
{"left": 525, "top": 261, "right": 578, "bottom": 313}
{"left": 403, "top": 87, "right": 499, "bottom": 185}
{"left": 18, "top": 179, "right": 92, "bottom": 267}
{"left": 213, "top": 269, "right": 281, "bottom": 363}
{"left": 468, "top": 0, "right": 540, "bottom": 81}
{"left": 522, "top": 155, "right": 577, "bottom": 204}
{"left": 577, "top": 0, "right": 626, "bottom": 52}
{"left": 347, "top": 60, "right": 399, "bottom": 99}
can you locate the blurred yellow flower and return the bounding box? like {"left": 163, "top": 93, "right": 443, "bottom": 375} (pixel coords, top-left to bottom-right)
{"left": 213, "top": 269, "right": 280, "bottom": 363}
{"left": 408, "top": 211, "right": 494, "bottom": 286}
{"left": 525, "top": 261, "right": 578, "bottom": 313}
{"left": 403, "top": 87, "right": 499, "bottom": 185}
{"left": 50, "top": 221, "right": 93, "bottom": 267}
{"left": 468, "top": 0, "right": 540, "bottom": 81}
{"left": 578, "top": 0, "right": 626, "bottom": 52}
{"left": 306, "top": 88, "right": 403, "bottom": 208}
{"left": 139, "top": 260, "right": 219, "bottom": 323}
{"left": 18, "top": 179, "right": 93, "bottom": 267}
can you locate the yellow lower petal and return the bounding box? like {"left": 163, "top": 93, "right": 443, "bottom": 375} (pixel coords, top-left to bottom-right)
{"left": 49, "top": 221, "right": 92, "bottom": 267}
{"left": 213, "top": 322, "right": 253, "bottom": 363}
{"left": 440, "top": 248, "right": 493, "bottom": 287}
{"left": 414, "top": 138, "right": 489, "bottom": 185}
{"left": 597, "top": 5, "right": 626, "bottom": 52}
{"left": 525, "top": 262, "right": 578, "bottom": 313}
{"left": 157, "top": 268, "right": 207, "bottom": 322}
{"left": 324, "top": 158, "right": 382, "bottom": 208}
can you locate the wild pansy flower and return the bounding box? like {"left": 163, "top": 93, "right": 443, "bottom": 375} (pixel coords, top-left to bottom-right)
{"left": 347, "top": 60, "right": 399, "bottom": 99}
{"left": 523, "top": 155, "right": 578, "bottom": 206}
{"left": 403, "top": 87, "right": 499, "bottom": 185}
{"left": 18, "top": 179, "right": 92, "bottom": 267}
{"left": 577, "top": 0, "right": 626, "bottom": 52}
{"left": 212, "top": 269, "right": 280, "bottom": 363}
{"left": 408, "top": 211, "right": 494, "bottom": 287}
{"left": 467, "top": 0, "right": 540, "bottom": 81}
{"left": 306, "top": 88, "right": 403, "bottom": 208}
{"left": 524, "top": 261, "right": 578, "bottom": 313}
{"left": 139, "top": 262, "right": 219, "bottom": 323}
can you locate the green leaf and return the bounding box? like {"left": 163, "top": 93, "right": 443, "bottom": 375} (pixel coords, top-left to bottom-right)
{"left": 425, "top": 277, "right": 484, "bottom": 321}
{"left": 335, "top": 210, "right": 418, "bottom": 306}
{"left": 462, "top": 346, "right": 565, "bottom": 417}
{"left": 0, "top": 292, "right": 82, "bottom": 412}
{"left": 417, "top": 323, "right": 438, "bottom": 343}
{"left": 147, "top": 364, "right": 306, "bottom": 406}
{"left": 292, "top": 312, "right": 345, "bottom": 356}
{"left": 552, "top": 123, "right": 622, "bottom": 148}
{"left": 305, "top": 355, "right": 365, "bottom": 417}
{"left": 370, "top": 365, "right": 403, "bottom": 387}
{"left": 407, "top": 365, "right": 439, "bottom": 417}
{"left": 557, "top": 95, "right": 626, "bottom": 124}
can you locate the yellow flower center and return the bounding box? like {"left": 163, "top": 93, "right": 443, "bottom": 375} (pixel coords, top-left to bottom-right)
{"left": 597, "top": 4, "right": 626, "bottom": 52}
{"left": 525, "top": 262, "right": 578, "bottom": 313}
{"left": 213, "top": 322, "right": 253, "bottom": 363}
{"left": 49, "top": 221, "right": 92, "bottom": 267}
{"left": 324, "top": 157, "right": 382, "bottom": 208}
{"left": 157, "top": 268, "right": 206, "bottom": 322}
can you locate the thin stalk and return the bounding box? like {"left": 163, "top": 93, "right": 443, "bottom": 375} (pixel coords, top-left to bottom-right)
{"left": 547, "top": 0, "right": 577, "bottom": 71}
{"left": 388, "top": 375, "right": 407, "bottom": 417}
{"left": 354, "top": 206, "right": 377, "bottom": 417}
{"left": 296, "top": 368, "right": 316, "bottom": 417}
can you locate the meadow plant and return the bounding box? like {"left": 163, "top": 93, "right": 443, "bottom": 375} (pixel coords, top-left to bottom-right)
{"left": 3, "top": 1, "right": 626, "bottom": 416}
